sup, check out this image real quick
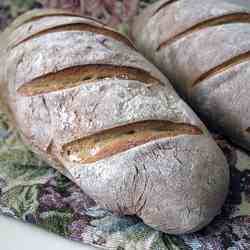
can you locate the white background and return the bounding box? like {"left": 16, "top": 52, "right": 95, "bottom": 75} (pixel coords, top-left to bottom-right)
{"left": 0, "top": 215, "right": 98, "bottom": 250}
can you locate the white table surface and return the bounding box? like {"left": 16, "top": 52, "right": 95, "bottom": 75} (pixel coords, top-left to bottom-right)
{"left": 0, "top": 215, "right": 98, "bottom": 250}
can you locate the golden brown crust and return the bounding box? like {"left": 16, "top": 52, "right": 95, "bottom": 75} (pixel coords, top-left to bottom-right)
{"left": 62, "top": 120, "right": 202, "bottom": 164}
{"left": 12, "top": 22, "right": 135, "bottom": 49}
{"left": 157, "top": 13, "right": 250, "bottom": 51}
{"left": 10, "top": 9, "right": 103, "bottom": 30}
{"left": 19, "top": 12, "right": 105, "bottom": 28}
{"left": 192, "top": 50, "right": 250, "bottom": 87}
{"left": 132, "top": 0, "right": 250, "bottom": 150}
{"left": 2, "top": 9, "right": 229, "bottom": 235}
{"left": 17, "top": 65, "right": 161, "bottom": 96}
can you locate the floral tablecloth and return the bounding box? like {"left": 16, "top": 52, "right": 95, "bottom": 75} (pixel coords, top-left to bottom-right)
{"left": 0, "top": 1, "right": 250, "bottom": 249}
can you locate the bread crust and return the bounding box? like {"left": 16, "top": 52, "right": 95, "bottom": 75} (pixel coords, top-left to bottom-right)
{"left": 132, "top": 0, "right": 250, "bottom": 150}
{"left": 1, "top": 10, "right": 229, "bottom": 234}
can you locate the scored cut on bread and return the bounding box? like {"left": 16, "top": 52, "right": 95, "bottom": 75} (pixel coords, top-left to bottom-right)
{"left": 132, "top": 0, "right": 250, "bottom": 150}
{"left": 1, "top": 9, "right": 229, "bottom": 235}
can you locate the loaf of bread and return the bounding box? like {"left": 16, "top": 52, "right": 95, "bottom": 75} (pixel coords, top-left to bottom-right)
{"left": 132, "top": 0, "right": 250, "bottom": 151}
{"left": 0, "top": 9, "right": 229, "bottom": 234}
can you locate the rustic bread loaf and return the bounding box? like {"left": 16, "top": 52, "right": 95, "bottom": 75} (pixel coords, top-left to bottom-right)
{"left": 1, "top": 9, "right": 229, "bottom": 234}
{"left": 132, "top": 0, "right": 250, "bottom": 151}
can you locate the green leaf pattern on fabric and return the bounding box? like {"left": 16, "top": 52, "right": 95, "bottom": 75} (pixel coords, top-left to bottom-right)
{"left": 39, "top": 210, "right": 74, "bottom": 236}
{"left": 1, "top": 185, "right": 40, "bottom": 219}
{"left": 0, "top": 106, "right": 250, "bottom": 249}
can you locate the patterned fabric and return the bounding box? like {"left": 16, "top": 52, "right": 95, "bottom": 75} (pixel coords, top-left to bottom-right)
{"left": 0, "top": 105, "right": 250, "bottom": 250}
{"left": 0, "top": 1, "right": 250, "bottom": 249}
